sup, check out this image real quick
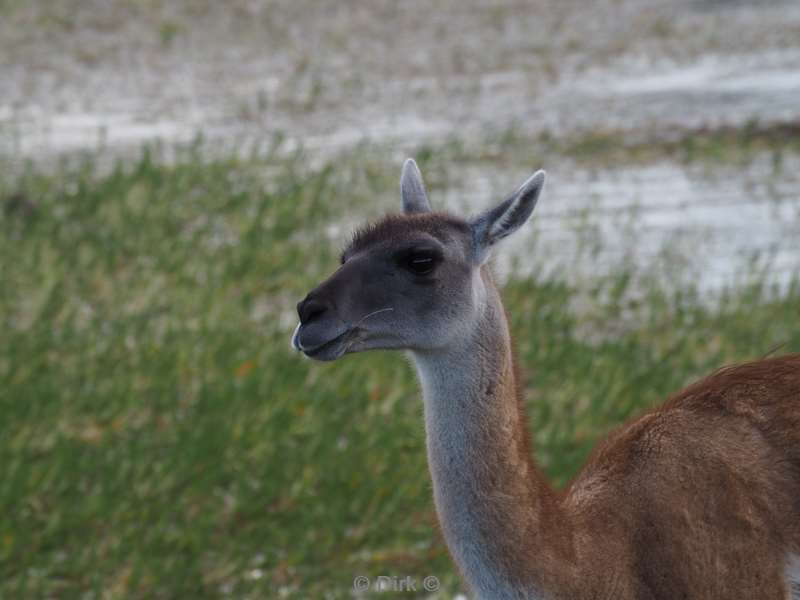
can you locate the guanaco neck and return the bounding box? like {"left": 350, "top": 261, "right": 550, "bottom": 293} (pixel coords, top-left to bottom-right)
{"left": 411, "top": 270, "right": 574, "bottom": 600}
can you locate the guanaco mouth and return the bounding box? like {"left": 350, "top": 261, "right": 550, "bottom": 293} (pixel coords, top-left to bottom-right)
{"left": 301, "top": 328, "right": 353, "bottom": 360}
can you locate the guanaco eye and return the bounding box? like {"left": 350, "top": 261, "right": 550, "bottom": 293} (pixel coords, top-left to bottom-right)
{"left": 404, "top": 251, "right": 439, "bottom": 275}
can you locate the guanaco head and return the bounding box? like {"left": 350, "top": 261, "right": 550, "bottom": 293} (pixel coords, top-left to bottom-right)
{"left": 292, "top": 159, "right": 545, "bottom": 361}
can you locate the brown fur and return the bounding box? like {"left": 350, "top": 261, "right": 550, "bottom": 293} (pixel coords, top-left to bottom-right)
{"left": 473, "top": 343, "right": 800, "bottom": 599}
{"left": 434, "top": 264, "right": 800, "bottom": 599}
{"left": 556, "top": 354, "right": 800, "bottom": 599}
{"left": 344, "top": 212, "right": 470, "bottom": 262}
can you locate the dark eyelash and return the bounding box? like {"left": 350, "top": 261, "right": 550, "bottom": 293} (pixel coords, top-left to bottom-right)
{"left": 402, "top": 249, "right": 441, "bottom": 275}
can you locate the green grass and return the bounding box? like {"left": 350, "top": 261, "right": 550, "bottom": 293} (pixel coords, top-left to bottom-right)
{"left": 1, "top": 147, "right": 798, "bottom": 599}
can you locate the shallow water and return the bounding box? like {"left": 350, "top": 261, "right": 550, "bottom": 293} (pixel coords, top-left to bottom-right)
{"left": 1, "top": 0, "right": 799, "bottom": 289}
{"left": 2, "top": 0, "right": 800, "bottom": 158}
{"left": 441, "top": 156, "right": 800, "bottom": 292}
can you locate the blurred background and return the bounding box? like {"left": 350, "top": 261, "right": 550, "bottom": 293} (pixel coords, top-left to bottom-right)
{"left": 1, "top": 0, "right": 799, "bottom": 598}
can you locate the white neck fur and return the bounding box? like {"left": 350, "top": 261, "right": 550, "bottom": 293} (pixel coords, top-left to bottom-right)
{"left": 410, "top": 274, "right": 547, "bottom": 600}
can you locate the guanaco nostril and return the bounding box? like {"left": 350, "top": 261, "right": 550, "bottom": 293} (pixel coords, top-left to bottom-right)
{"left": 297, "top": 297, "right": 329, "bottom": 324}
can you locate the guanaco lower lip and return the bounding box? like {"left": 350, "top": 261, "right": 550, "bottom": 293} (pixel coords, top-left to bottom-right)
{"left": 293, "top": 326, "right": 353, "bottom": 360}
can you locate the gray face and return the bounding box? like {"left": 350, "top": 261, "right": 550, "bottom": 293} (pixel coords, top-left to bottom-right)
{"left": 292, "top": 215, "right": 477, "bottom": 360}
{"left": 292, "top": 159, "right": 546, "bottom": 361}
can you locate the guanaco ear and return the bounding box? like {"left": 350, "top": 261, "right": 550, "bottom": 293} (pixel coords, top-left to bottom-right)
{"left": 470, "top": 169, "right": 545, "bottom": 264}
{"left": 400, "top": 158, "right": 431, "bottom": 214}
